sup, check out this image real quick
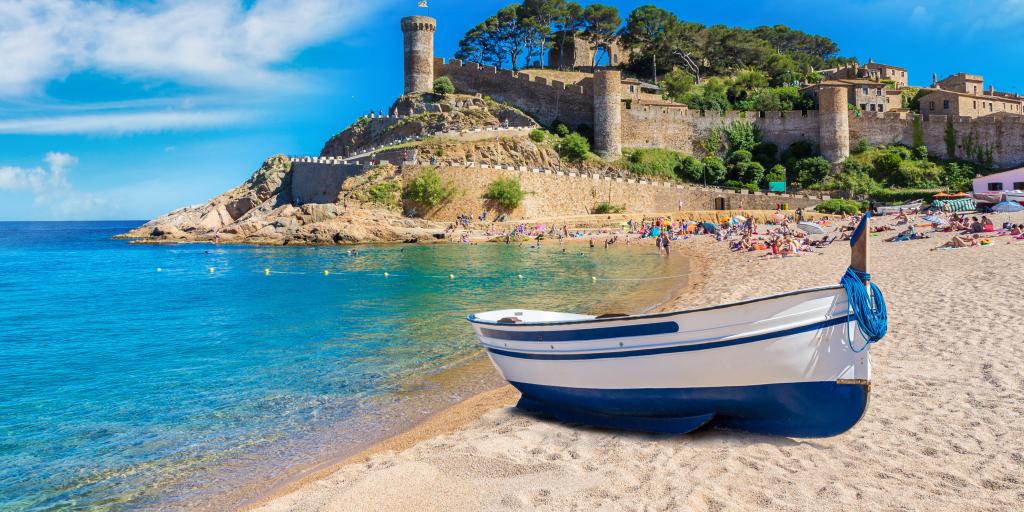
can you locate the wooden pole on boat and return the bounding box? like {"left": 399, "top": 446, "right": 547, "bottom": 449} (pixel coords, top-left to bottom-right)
{"left": 850, "top": 212, "right": 870, "bottom": 281}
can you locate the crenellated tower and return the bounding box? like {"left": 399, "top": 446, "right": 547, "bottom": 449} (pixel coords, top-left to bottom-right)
{"left": 401, "top": 16, "right": 436, "bottom": 95}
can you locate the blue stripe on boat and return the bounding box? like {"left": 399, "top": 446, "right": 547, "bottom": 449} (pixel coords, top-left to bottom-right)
{"left": 485, "top": 315, "right": 850, "bottom": 360}
{"left": 510, "top": 379, "right": 870, "bottom": 437}
{"left": 480, "top": 321, "right": 679, "bottom": 342}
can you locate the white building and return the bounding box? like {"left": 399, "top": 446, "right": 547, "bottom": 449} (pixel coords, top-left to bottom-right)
{"left": 972, "top": 167, "right": 1024, "bottom": 193}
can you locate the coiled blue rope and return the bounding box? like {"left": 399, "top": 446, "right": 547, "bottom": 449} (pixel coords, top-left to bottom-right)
{"left": 840, "top": 267, "right": 888, "bottom": 352}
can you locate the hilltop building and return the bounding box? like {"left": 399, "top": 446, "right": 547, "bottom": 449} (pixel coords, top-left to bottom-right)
{"left": 801, "top": 79, "right": 902, "bottom": 113}
{"left": 819, "top": 58, "right": 908, "bottom": 88}
{"left": 918, "top": 73, "right": 1024, "bottom": 118}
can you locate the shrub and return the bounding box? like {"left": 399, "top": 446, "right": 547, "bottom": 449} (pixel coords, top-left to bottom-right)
{"left": 733, "top": 160, "right": 765, "bottom": 185}
{"left": 765, "top": 164, "right": 786, "bottom": 185}
{"left": 728, "top": 149, "right": 753, "bottom": 164}
{"left": 723, "top": 179, "right": 744, "bottom": 189}
{"left": 794, "top": 156, "right": 831, "bottom": 186}
{"left": 744, "top": 183, "right": 760, "bottom": 193}
{"left": 852, "top": 139, "right": 870, "bottom": 154}
{"left": 483, "top": 177, "right": 525, "bottom": 210}
{"left": 871, "top": 151, "right": 903, "bottom": 183}
{"left": 676, "top": 155, "right": 705, "bottom": 182}
{"left": 551, "top": 120, "right": 571, "bottom": 137}
{"left": 432, "top": 77, "right": 455, "bottom": 96}
{"left": 557, "top": 132, "right": 590, "bottom": 162}
{"left": 752, "top": 142, "right": 778, "bottom": 168}
{"left": 724, "top": 120, "right": 760, "bottom": 153}
{"left": 528, "top": 129, "right": 546, "bottom": 143}
{"left": 622, "top": 148, "right": 681, "bottom": 179}
{"left": 702, "top": 156, "right": 727, "bottom": 184}
{"left": 367, "top": 181, "right": 400, "bottom": 208}
{"left": 913, "top": 145, "right": 929, "bottom": 160}
{"left": 815, "top": 199, "right": 863, "bottom": 215}
{"left": 402, "top": 167, "right": 455, "bottom": 208}
{"left": 592, "top": 202, "right": 626, "bottom": 214}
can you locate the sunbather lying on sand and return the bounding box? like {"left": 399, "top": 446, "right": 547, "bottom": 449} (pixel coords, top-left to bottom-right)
{"left": 934, "top": 234, "right": 981, "bottom": 249}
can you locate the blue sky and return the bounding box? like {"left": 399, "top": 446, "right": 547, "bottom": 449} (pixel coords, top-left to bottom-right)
{"left": 2, "top": 0, "right": 1022, "bottom": 220}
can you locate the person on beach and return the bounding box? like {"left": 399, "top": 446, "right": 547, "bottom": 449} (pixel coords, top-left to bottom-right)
{"left": 661, "top": 232, "right": 671, "bottom": 255}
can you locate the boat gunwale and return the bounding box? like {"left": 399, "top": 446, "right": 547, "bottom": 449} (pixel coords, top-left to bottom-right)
{"left": 467, "top": 284, "right": 845, "bottom": 327}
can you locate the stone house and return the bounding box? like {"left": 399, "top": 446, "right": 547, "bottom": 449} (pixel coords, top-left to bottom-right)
{"left": 547, "top": 31, "right": 630, "bottom": 70}
{"left": 802, "top": 79, "right": 899, "bottom": 113}
{"left": 819, "top": 58, "right": 907, "bottom": 88}
{"left": 919, "top": 73, "right": 1024, "bottom": 118}
{"left": 863, "top": 59, "right": 908, "bottom": 88}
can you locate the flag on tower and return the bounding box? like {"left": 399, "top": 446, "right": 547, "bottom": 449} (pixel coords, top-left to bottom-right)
{"left": 418, "top": 1, "right": 427, "bottom": 7}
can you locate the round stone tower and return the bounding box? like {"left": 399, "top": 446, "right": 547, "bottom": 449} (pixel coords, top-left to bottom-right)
{"left": 593, "top": 69, "right": 622, "bottom": 159}
{"left": 817, "top": 86, "right": 850, "bottom": 163}
{"left": 401, "top": 16, "right": 436, "bottom": 95}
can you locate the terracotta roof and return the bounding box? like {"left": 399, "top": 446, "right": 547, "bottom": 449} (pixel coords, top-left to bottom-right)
{"left": 864, "top": 62, "right": 907, "bottom": 71}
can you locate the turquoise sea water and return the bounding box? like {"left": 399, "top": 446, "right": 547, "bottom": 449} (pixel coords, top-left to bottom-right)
{"left": 0, "top": 221, "right": 686, "bottom": 511}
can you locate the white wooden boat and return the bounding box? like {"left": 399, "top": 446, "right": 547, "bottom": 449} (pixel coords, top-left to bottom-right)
{"left": 468, "top": 215, "right": 887, "bottom": 437}
{"left": 1005, "top": 190, "right": 1024, "bottom": 204}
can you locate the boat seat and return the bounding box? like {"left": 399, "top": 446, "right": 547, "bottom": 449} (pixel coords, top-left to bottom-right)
{"left": 497, "top": 316, "right": 523, "bottom": 324}
{"left": 596, "top": 313, "right": 629, "bottom": 319}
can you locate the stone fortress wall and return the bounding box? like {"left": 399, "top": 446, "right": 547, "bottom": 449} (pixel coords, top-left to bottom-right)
{"left": 433, "top": 55, "right": 1024, "bottom": 169}
{"left": 414, "top": 164, "right": 824, "bottom": 221}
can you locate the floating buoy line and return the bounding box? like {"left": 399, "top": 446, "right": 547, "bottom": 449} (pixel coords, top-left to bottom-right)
{"left": 152, "top": 267, "right": 696, "bottom": 283}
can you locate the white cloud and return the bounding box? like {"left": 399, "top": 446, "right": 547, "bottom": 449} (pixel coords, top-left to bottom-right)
{"left": 0, "top": 152, "right": 109, "bottom": 219}
{"left": 0, "top": 0, "right": 388, "bottom": 97}
{"left": 0, "top": 109, "right": 254, "bottom": 135}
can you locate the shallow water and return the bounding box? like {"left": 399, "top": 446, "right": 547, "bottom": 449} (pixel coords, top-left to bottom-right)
{"left": 0, "top": 222, "right": 687, "bottom": 511}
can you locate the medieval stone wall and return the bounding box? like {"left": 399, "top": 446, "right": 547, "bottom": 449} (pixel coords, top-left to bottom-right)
{"left": 434, "top": 58, "right": 594, "bottom": 129}
{"left": 621, "top": 105, "right": 820, "bottom": 156}
{"left": 290, "top": 162, "right": 366, "bottom": 204}
{"left": 402, "top": 164, "right": 824, "bottom": 221}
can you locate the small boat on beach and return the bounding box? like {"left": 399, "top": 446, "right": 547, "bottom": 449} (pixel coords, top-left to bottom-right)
{"left": 874, "top": 200, "right": 922, "bottom": 215}
{"left": 468, "top": 215, "right": 888, "bottom": 437}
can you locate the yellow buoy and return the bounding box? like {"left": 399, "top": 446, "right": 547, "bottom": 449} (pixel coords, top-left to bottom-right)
{"left": 384, "top": 272, "right": 389, "bottom": 277}
{"left": 156, "top": 267, "right": 162, "bottom": 272}
{"left": 517, "top": 274, "right": 523, "bottom": 279}
{"left": 324, "top": 270, "right": 330, "bottom": 276}
{"left": 264, "top": 268, "right": 270, "bottom": 275}
{"left": 449, "top": 274, "right": 455, "bottom": 279}
{"left": 591, "top": 276, "right": 597, "bottom": 282}
{"left": 209, "top": 267, "right": 215, "bottom": 273}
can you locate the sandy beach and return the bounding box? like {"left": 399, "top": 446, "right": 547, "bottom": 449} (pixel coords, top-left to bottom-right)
{"left": 252, "top": 212, "right": 1024, "bottom": 512}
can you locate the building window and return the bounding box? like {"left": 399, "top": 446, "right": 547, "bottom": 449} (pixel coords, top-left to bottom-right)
{"left": 629, "top": 85, "right": 635, "bottom": 93}
{"left": 929, "top": 101, "right": 935, "bottom": 110}
{"left": 879, "top": 104, "right": 884, "bottom": 112}
{"left": 973, "top": 101, "right": 977, "bottom": 109}
{"left": 869, "top": 104, "right": 875, "bottom": 111}
{"left": 862, "top": 86, "right": 868, "bottom": 94}
{"left": 988, "top": 183, "right": 1004, "bottom": 191}
{"left": 876, "top": 88, "right": 882, "bottom": 96}
{"left": 990, "top": 103, "right": 994, "bottom": 112}
{"left": 860, "top": 103, "right": 867, "bottom": 111}
{"left": 1013, "top": 182, "right": 1024, "bottom": 191}
{"left": 943, "top": 100, "right": 950, "bottom": 109}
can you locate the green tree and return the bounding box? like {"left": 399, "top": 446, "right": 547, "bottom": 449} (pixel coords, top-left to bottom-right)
{"left": 944, "top": 120, "right": 958, "bottom": 160}
{"left": 581, "top": 4, "right": 621, "bottom": 67}
{"left": 794, "top": 156, "right": 831, "bottom": 186}
{"left": 558, "top": 132, "right": 590, "bottom": 162}
{"left": 528, "top": 129, "right": 547, "bottom": 142}
{"left": 766, "top": 164, "right": 786, "bottom": 184}
{"left": 620, "top": 5, "right": 680, "bottom": 83}
{"left": 660, "top": 67, "right": 695, "bottom": 102}
{"left": 724, "top": 120, "right": 761, "bottom": 153}
{"left": 432, "top": 77, "right": 455, "bottom": 96}
{"left": 403, "top": 168, "right": 456, "bottom": 208}
{"left": 675, "top": 154, "right": 705, "bottom": 182}
{"left": 871, "top": 151, "right": 902, "bottom": 183}
{"left": 702, "top": 155, "right": 727, "bottom": 184}
{"left": 483, "top": 177, "right": 525, "bottom": 210}
{"left": 551, "top": 1, "right": 585, "bottom": 67}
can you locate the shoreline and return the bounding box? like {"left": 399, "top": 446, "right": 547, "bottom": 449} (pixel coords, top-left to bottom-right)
{"left": 241, "top": 243, "right": 704, "bottom": 510}
{"left": 249, "top": 212, "right": 1024, "bottom": 511}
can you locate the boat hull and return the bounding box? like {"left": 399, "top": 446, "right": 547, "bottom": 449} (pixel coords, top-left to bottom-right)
{"left": 470, "top": 285, "right": 873, "bottom": 437}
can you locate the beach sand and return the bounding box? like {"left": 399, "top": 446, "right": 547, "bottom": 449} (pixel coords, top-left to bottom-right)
{"left": 252, "top": 214, "right": 1024, "bottom": 512}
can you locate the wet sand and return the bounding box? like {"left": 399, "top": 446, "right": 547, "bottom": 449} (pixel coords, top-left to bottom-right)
{"left": 251, "top": 213, "right": 1024, "bottom": 511}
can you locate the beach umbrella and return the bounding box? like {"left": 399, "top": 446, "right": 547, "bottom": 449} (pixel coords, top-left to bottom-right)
{"left": 922, "top": 215, "right": 948, "bottom": 225}
{"left": 701, "top": 221, "right": 717, "bottom": 233}
{"left": 796, "top": 222, "right": 826, "bottom": 235}
{"left": 991, "top": 201, "right": 1024, "bottom": 213}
